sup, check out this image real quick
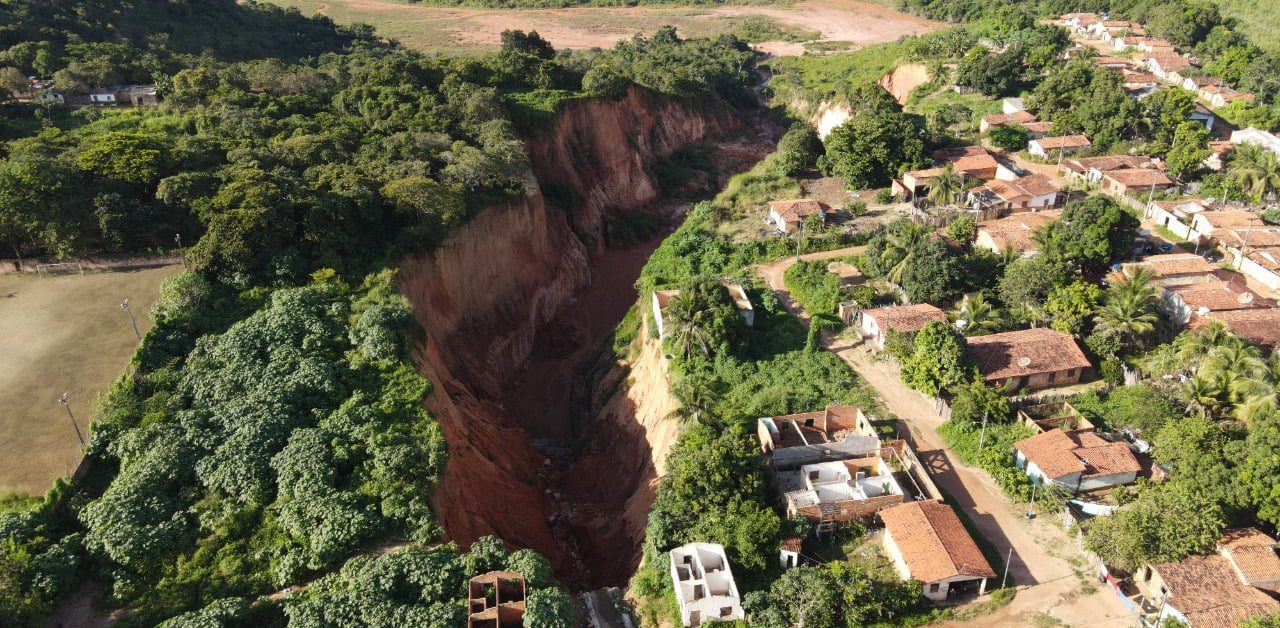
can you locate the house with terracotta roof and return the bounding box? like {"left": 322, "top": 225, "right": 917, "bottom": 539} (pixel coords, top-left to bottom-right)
{"left": 1236, "top": 246, "right": 1280, "bottom": 291}
{"left": 1014, "top": 429, "right": 1140, "bottom": 493}
{"left": 1093, "top": 55, "right": 1135, "bottom": 69}
{"left": 1218, "top": 224, "right": 1280, "bottom": 250}
{"left": 669, "top": 543, "right": 744, "bottom": 626}
{"left": 1062, "top": 154, "right": 1163, "bottom": 187}
{"left": 468, "top": 571, "right": 527, "bottom": 628}
{"left": 879, "top": 500, "right": 996, "bottom": 602}
{"left": 1145, "top": 199, "right": 1211, "bottom": 242}
{"left": 1120, "top": 253, "right": 1216, "bottom": 286}
{"left": 757, "top": 405, "right": 882, "bottom": 469}
{"left": 931, "top": 146, "right": 1002, "bottom": 180}
{"left": 979, "top": 110, "right": 1037, "bottom": 133}
{"left": 779, "top": 538, "right": 802, "bottom": 569}
{"left": 1190, "top": 209, "right": 1259, "bottom": 244}
{"left": 1028, "top": 135, "right": 1092, "bottom": 159}
{"left": 974, "top": 210, "right": 1059, "bottom": 257}
{"left": 966, "top": 328, "right": 1092, "bottom": 391}
{"left": 966, "top": 174, "right": 1060, "bottom": 214}
{"left": 779, "top": 457, "right": 907, "bottom": 527}
{"left": 858, "top": 303, "right": 948, "bottom": 350}
{"left": 1134, "top": 529, "right": 1280, "bottom": 628}
{"left": 767, "top": 199, "right": 831, "bottom": 235}
{"left": 1143, "top": 52, "right": 1192, "bottom": 80}
{"left": 1163, "top": 280, "right": 1266, "bottom": 326}
{"left": 1205, "top": 88, "right": 1255, "bottom": 109}
{"left": 1198, "top": 308, "right": 1280, "bottom": 350}
{"left": 1020, "top": 120, "right": 1055, "bottom": 139}
{"left": 1099, "top": 167, "right": 1174, "bottom": 196}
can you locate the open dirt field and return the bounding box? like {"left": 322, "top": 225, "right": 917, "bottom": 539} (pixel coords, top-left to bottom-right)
{"left": 0, "top": 265, "right": 180, "bottom": 496}
{"left": 266, "top": 0, "right": 941, "bottom": 53}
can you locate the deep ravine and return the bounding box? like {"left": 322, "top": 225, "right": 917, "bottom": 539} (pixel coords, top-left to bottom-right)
{"left": 396, "top": 86, "right": 775, "bottom": 590}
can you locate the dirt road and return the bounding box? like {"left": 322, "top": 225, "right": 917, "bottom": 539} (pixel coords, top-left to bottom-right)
{"left": 756, "top": 260, "right": 1138, "bottom": 626}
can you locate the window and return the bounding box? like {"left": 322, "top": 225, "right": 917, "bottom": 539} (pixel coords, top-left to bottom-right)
{"left": 929, "top": 583, "right": 941, "bottom": 593}
{"left": 804, "top": 418, "right": 815, "bottom": 427}
{"left": 1048, "top": 371, "right": 1056, "bottom": 383}
{"left": 720, "top": 607, "right": 732, "bottom": 618}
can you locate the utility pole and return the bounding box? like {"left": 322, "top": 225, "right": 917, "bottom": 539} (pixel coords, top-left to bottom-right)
{"left": 58, "top": 393, "right": 85, "bottom": 447}
{"left": 1027, "top": 481, "right": 1038, "bottom": 518}
{"left": 977, "top": 410, "right": 989, "bottom": 454}
{"left": 175, "top": 233, "right": 185, "bottom": 269}
{"left": 1145, "top": 167, "right": 1158, "bottom": 216}
{"left": 121, "top": 298, "right": 140, "bottom": 341}
{"left": 1001, "top": 546, "right": 1013, "bottom": 588}
{"left": 795, "top": 219, "right": 804, "bottom": 262}
{"left": 1238, "top": 217, "right": 1255, "bottom": 270}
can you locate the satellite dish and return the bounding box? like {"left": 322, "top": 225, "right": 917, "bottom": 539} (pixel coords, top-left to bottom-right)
{"left": 1239, "top": 292, "right": 1254, "bottom": 304}
{"left": 1017, "top": 356, "right": 1032, "bottom": 369}
{"left": 1197, "top": 306, "right": 1211, "bottom": 316}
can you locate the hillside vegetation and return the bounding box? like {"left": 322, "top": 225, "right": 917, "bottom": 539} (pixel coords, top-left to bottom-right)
{"left": 0, "top": 1, "right": 760, "bottom": 623}
{"left": 1215, "top": 0, "right": 1280, "bottom": 51}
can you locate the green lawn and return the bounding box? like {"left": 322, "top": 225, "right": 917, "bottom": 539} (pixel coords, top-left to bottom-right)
{"left": 1215, "top": 0, "right": 1280, "bottom": 52}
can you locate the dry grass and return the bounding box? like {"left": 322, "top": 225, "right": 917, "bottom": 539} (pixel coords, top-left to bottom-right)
{"left": 263, "top": 0, "right": 940, "bottom": 53}
{"left": 0, "top": 265, "right": 181, "bottom": 495}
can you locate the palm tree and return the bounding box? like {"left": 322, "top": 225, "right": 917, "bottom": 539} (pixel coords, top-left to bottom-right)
{"left": 950, "top": 293, "right": 1000, "bottom": 335}
{"left": 1184, "top": 374, "right": 1227, "bottom": 419}
{"left": 1201, "top": 342, "right": 1268, "bottom": 382}
{"left": 672, "top": 375, "right": 720, "bottom": 427}
{"left": 1174, "top": 320, "right": 1235, "bottom": 364}
{"left": 665, "top": 292, "right": 715, "bottom": 360}
{"left": 927, "top": 164, "right": 963, "bottom": 207}
{"left": 880, "top": 222, "right": 927, "bottom": 284}
{"left": 1112, "top": 267, "right": 1160, "bottom": 311}
{"left": 1228, "top": 144, "right": 1280, "bottom": 202}
{"left": 1093, "top": 291, "right": 1159, "bottom": 349}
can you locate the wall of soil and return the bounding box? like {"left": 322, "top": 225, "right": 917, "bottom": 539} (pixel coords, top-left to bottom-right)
{"left": 397, "top": 86, "right": 741, "bottom": 589}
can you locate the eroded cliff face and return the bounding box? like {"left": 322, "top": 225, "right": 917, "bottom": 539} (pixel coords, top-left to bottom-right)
{"left": 528, "top": 87, "right": 738, "bottom": 252}
{"left": 397, "top": 86, "right": 742, "bottom": 589}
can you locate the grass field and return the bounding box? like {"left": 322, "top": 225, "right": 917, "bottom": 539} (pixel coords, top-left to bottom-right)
{"left": 0, "top": 265, "right": 180, "bottom": 496}
{"left": 1216, "top": 0, "right": 1280, "bottom": 52}
{"left": 263, "top": 0, "right": 938, "bottom": 52}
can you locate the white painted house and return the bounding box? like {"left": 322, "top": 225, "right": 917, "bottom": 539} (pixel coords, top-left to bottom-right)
{"left": 1028, "top": 135, "right": 1091, "bottom": 159}
{"left": 669, "top": 543, "right": 744, "bottom": 626}
{"left": 1232, "top": 127, "right": 1280, "bottom": 158}
{"left": 1014, "top": 429, "right": 1140, "bottom": 493}
{"left": 766, "top": 199, "right": 831, "bottom": 235}
{"left": 858, "top": 303, "right": 947, "bottom": 350}
{"left": 1236, "top": 246, "right": 1280, "bottom": 291}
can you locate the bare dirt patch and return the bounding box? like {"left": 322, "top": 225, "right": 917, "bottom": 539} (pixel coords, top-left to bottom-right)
{"left": 0, "top": 265, "right": 180, "bottom": 495}
{"left": 266, "top": 0, "right": 942, "bottom": 53}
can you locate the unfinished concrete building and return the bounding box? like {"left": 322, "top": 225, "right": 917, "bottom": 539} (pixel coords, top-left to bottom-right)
{"left": 467, "top": 571, "right": 527, "bottom": 628}
{"left": 669, "top": 542, "right": 745, "bottom": 626}
{"left": 757, "top": 405, "right": 882, "bottom": 469}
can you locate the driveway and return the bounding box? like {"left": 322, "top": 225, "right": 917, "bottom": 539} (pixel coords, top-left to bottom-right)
{"left": 757, "top": 261, "right": 1137, "bottom": 626}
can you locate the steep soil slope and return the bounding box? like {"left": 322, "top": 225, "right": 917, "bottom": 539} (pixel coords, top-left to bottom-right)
{"left": 398, "top": 86, "right": 744, "bottom": 589}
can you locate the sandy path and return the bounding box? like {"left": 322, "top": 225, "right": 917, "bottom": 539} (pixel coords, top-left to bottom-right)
{"left": 756, "top": 257, "right": 1138, "bottom": 626}
{"left": 290, "top": 0, "right": 942, "bottom": 51}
